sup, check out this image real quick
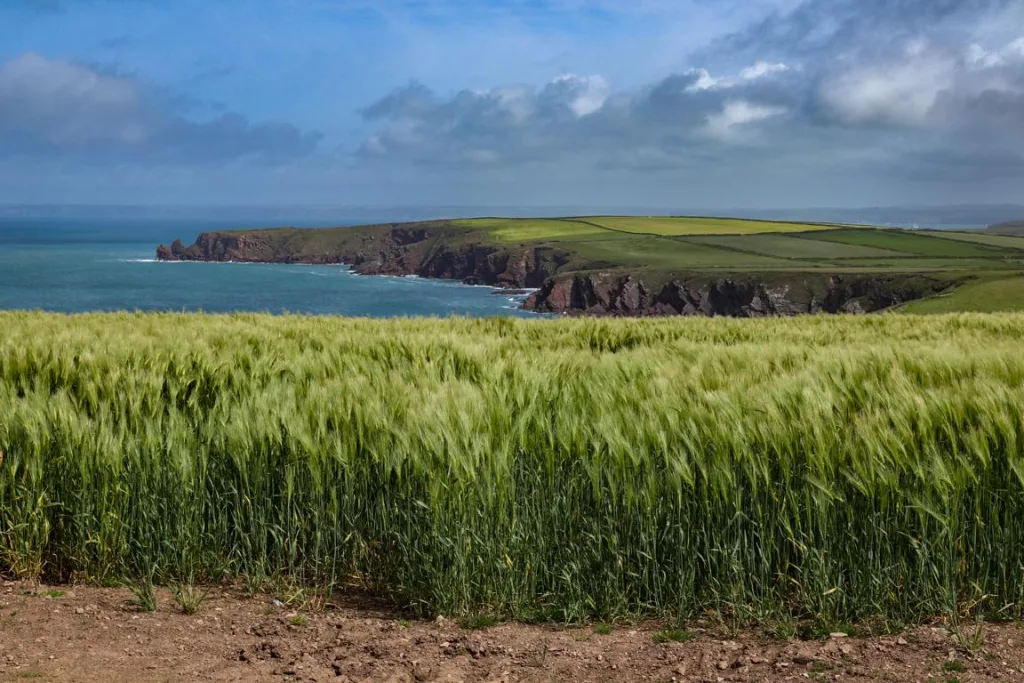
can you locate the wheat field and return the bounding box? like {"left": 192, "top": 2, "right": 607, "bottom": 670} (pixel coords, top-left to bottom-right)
{"left": 3, "top": 312, "right": 1024, "bottom": 627}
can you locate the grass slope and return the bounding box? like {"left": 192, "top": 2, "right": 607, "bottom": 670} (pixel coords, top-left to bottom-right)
{"left": 899, "top": 275, "right": 1024, "bottom": 313}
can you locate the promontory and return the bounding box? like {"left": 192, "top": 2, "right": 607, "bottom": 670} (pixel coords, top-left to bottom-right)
{"left": 157, "top": 215, "right": 1024, "bottom": 316}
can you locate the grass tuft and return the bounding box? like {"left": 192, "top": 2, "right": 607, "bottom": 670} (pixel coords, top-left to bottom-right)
{"left": 653, "top": 629, "right": 695, "bottom": 644}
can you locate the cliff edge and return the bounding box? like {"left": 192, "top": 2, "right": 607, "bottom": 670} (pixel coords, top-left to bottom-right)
{"left": 158, "top": 223, "right": 957, "bottom": 317}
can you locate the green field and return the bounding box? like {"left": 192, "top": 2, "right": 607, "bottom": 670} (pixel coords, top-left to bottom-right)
{"left": 683, "top": 233, "right": 905, "bottom": 259}
{"left": 453, "top": 218, "right": 619, "bottom": 243}
{"left": 448, "top": 219, "right": 1022, "bottom": 279}
{"left": 802, "top": 229, "right": 1008, "bottom": 258}
{"left": 581, "top": 215, "right": 841, "bottom": 236}
{"left": 6, "top": 312, "right": 1024, "bottom": 625}
{"left": 921, "top": 230, "right": 1024, "bottom": 251}
{"left": 899, "top": 276, "right": 1024, "bottom": 313}
{"left": 568, "top": 236, "right": 796, "bottom": 269}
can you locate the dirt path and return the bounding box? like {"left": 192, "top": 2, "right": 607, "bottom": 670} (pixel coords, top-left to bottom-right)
{"left": 1, "top": 581, "right": 1021, "bottom": 682}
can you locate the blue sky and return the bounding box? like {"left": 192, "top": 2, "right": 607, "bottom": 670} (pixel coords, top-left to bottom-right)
{"left": 1, "top": 0, "right": 1023, "bottom": 208}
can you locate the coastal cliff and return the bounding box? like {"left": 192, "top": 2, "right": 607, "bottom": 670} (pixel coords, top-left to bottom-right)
{"left": 158, "top": 224, "right": 954, "bottom": 317}
{"left": 157, "top": 223, "right": 569, "bottom": 288}
{"left": 522, "top": 273, "right": 947, "bottom": 316}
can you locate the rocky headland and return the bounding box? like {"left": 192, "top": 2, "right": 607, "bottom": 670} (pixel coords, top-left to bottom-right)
{"left": 158, "top": 222, "right": 955, "bottom": 316}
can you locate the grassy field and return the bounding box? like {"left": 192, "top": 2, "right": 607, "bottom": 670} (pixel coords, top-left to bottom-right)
{"left": 444, "top": 218, "right": 1024, "bottom": 283}
{"left": 798, "top": 229, "right": 1009, "bottom": 258}
{"left": 580, "top": 216, "right": 842, "bottom": 236}
{"left": 682, "top": 233, "right": 905, "bottom": 260}
{"left": 920, "top": 230, "right": 1024, "bottom": 251}
{"left": 5, "top": 312, "right": 1024, "bottom": 627}
{"left": 899, "top": 276, "right": 1024, "bottom": 314}
{"left": 452, "top": 218, "right": 619, "bottom": 243}
{"left": 567, "top": 236, "right": 796, "bottom": 269}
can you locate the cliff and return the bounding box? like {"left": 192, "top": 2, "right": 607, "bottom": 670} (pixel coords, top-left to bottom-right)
{"left": 157, "top": 223, "right": 568, "bottom": 288}
{"left": 158, "top": 225, "right": 957, "bottom": 317}
{"left": 521, "top": 272, "right": 952, "bottom": 316}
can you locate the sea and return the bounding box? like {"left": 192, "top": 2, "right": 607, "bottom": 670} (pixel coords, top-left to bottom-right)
{"left": 0, "top": 216, "right": 536, "bottom": 317}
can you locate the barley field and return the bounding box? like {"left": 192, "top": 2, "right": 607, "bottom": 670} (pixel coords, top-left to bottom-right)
{"left": 3, "top": 312, "right": 1024, "bottom": 627}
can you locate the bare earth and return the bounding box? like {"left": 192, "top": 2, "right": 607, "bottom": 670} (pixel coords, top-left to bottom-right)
{"left": 1, "top": 582, "right": 1022, "bottom": 683}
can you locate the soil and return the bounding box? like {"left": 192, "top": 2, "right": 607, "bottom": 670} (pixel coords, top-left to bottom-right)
{"left": 1, "top": 581, "right": 1021, "bottom": 682}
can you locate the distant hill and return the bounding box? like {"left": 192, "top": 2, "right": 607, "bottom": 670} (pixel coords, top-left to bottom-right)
{"left": 987, "top": 220, "right": 1024, "bottom": 236}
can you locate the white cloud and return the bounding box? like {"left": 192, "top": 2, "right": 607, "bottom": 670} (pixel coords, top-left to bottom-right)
{"left": 819, "top": 53, "right": 955, "bottom": 126}
{"left": 686, "top": 68, "right": 719, "bottom": 91}
{"left": 965, "top": 37, "right": 1024, "bottom": 69}
{"left": 551, "top": 74, "right": 609, "bottom": 117}
{"left": 703, "top": 100, "right": 785, "bottom": 142}
{"left": 686, "top": 61, "right": 790, "bottom": 92}
{"left": 739, "top": 61, "right": 790, "bottom": 81}
{"left": 966, "top": 43, "right": 1005, "bottom": 69}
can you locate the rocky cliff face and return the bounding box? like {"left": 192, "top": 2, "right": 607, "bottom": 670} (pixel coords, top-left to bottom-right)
{"left": 157, "top": 226, "right": 568, "bottom": 289}
{"left": 522, "top": 273, "right": 949, "bottom": 316}
{"left": 159, "top": 229, "right": 951, "bottom": 317}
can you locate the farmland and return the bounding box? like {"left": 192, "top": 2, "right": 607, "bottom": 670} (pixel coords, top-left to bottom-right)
{"left": 159, "top": 215, "right": 1024, "bottom": 315}
{"left": 5, "top": 311, "right": 1024, "bottom": 628}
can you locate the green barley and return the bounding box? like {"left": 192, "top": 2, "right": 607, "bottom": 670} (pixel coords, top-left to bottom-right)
{"left": 2, "top": 311, "right": 1024, "bottom": 624}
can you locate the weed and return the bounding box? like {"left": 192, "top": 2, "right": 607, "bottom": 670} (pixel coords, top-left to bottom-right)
{"left": 458, "top": 614, "right": 499, "bottom": 630}
{"left": 653, "top": 629, "right": 695, "bottom": 644}
{"left": 129, "top": 577, "right": 157, "bottom": 613}
{"left": 172, "top": 583, "right": 209, "bottom": 615}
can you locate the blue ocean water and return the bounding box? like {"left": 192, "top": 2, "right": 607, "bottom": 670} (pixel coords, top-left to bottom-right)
{"left": 0, "top": 217, "right": 535, "bottom": 317}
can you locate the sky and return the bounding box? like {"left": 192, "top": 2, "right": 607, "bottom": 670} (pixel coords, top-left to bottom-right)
{"left": 0, "top": 0, "right": 1023, "bottom": 209}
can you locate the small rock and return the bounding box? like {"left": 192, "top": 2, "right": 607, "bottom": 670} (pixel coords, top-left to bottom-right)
{"left": 717, "top": 660, "right": 730, "bottom": 670}
{"left": 896, "top": 637, "right": 908, "bottom": 646}
{"left": 840, "top": 644, "right": 853, "bottom": 655}
{"left": 75, "top": 607, "right": 85, "bottom": 615}
{"left": 830, "top": 632, "right": 849, "bottom": 639}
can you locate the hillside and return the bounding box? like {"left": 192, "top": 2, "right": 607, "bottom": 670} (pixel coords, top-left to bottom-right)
{"left": 988, "top": 220, "right": 1024, "bottom": 236}
{"left": 158, "top": 216, "right": 1024, "bottom": 315}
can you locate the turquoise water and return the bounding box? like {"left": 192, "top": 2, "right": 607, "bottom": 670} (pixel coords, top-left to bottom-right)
{"left": 0, "top": 217, "right": 535, "bottom": 316}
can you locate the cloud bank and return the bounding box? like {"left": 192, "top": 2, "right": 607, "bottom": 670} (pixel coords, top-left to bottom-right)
{"left": 0, "top": 53, "right": 323, "bottom": 164}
